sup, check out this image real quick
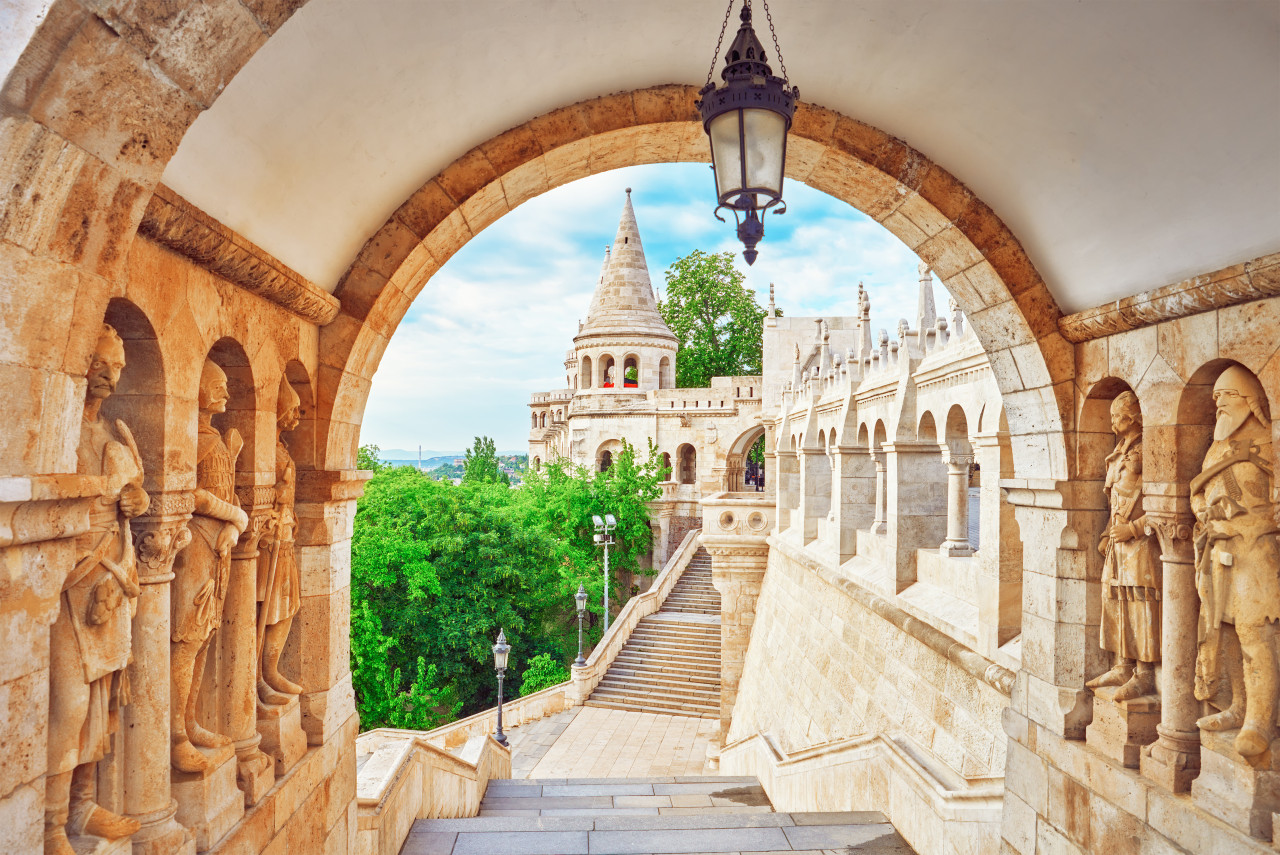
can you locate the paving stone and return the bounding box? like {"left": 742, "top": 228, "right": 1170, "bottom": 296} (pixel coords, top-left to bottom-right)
{"left": 790, "top": 811, "right": 888, "bottom": 825}
{"left": 451, "top": 830, "right": 589, "bottom": 855}
{"left": 482, "top": 795, "right": 615, "bottom": 809}
{"left": 652, "top": 782, "right": 767, "bottom": 796}
{"left": 669, "top": 794, "right": 713, "bottom": 807}
{"left": 538, "top": 807, "right": 659, "bottom": 816}
{"left": 415, "top": 816, "right": 595, "bottom": 833}
{"left": 399, "top": 831, "right": 456, "bottom": 855}
{"left": 590, "top": 813, "right": 796, "bottom": 831}
{"left": 587, "top": 826, "right": 791, "bottom": 854}
{"left": 542, "top": 783, "right": 656, "bottom": 796}
{"left": 782, "top": 823, "right": 909, "bottom": 849}
{"left": 657, "top": 805, "right": 776, "bottom": 815}
{"left": 613, "top": 795, "right": 672, "bottom": 807}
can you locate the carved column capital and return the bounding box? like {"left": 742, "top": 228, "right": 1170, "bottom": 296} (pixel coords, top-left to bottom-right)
{"left": 233, "top": 505, "right": 275, "bottom": 559}
{"left": 942, "top": 450, "right": 975, "bottom": 471}
{"left": 1142, "top": 510, "right": 1195, "bottom": 561}
{"left": 133, "top": 491, "right": 195, "bottom": 584}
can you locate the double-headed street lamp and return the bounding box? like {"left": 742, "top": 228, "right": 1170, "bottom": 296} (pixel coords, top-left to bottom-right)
{"left": 592, "top": 514, "right": 616, "bottom": 632}
{"left": 492, "top": 629, "right": 510, "bottom": 747}
{"left": 574, "top": 584, "right": 588, "bottom": 666}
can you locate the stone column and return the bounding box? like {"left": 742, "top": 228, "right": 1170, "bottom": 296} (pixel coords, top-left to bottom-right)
{"left": 972, "top": 433, "right": 1020, "bottom": 658}
{"left": 775, "top": 448, "right": 799, "bottom": 534}
{"left": 884, "top": 442, "right": 948, "bottom": 592}
{"left": 125, "top": 499, "right": 195, "bottom": 855}
{"left": 796, "top": 447, "right": 829, "bottom": 545}
{"left": 871, "top": 452, "right": 887, "bottom": 535}
{"left": 703, "top": 537, "right": 769, "bottom": 764}
{"left": 829, "top": 447, "right": 869, "bottom": 563}
{"left": 223, "top": 493, "right": 274, "bottom": 804}
{"left": 1140, "top": 497, "right": 1200, "bottom": 792}
{"left": 939, "top": 450, "right": 975, "bottom": 556}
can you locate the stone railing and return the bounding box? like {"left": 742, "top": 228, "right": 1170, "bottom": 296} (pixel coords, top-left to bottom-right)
{"left": 700, "top": 492, "right": 776, "bottom": 540}
{"left": 355, "top": 730, "right": 510, "bottom": 855}
{"left": 720, "top": 729, "right": 1003, "bottom": 855}
{"left": 415, "top": 680, "right": 574, "bottom": 751}
{"left": 569, "top": 529, "right": 702, "bottom": 703}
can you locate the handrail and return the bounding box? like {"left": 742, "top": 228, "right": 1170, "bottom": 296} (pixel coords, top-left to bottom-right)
{"left": 368, "top": 679, "right": 573, "bottom": 751}
{"left": 569, "top": 528, "right": 703, "bottom": 703}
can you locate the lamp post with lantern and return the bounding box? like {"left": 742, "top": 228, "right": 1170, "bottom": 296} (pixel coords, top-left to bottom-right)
{"left": 492, "top": 629, "right": 510, "bottom": 747}
{"left": 592, "top": 514, "right": 616, "bottom": 632}
{"left": 574, "top": 584, "right": 589, "bottom": 666}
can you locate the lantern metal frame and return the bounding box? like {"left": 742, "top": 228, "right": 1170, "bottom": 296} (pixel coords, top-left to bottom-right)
{"left": 573, "top": 584, "right": 588, "bottom": 666}
{"left": 492, "top": 629, "right": 510, "bottom": 746}
{"left": 696, "top": 0, "right": 799, "bottom": 265}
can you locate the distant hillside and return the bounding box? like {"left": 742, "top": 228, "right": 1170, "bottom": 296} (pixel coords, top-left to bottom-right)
{"left": 378, "top": 447, "right": 525, "bottom": 462}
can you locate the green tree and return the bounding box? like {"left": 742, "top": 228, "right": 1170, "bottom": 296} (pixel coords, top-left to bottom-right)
{"left": 357, "top": 442, "right": 384, "bottom": 472}
{"left": 518, "top": 653, "right": 570, "bottom": 697}
{"left": 463, "top": 435, "right": 509, "bottom": 485}
{"left": 658, "top": 250, "right": 776, "bottom": 388}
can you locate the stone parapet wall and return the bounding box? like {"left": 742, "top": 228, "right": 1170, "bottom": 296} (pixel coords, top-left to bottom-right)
{"left": 724, "top": 538, "right": 1011, "bottom": 853}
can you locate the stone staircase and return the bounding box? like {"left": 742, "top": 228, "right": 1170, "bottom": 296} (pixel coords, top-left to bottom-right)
{"left": 402, "top": 776, "right": 915, "bottom": 853}
{"left": 586, "top": 548, "right": 722, "bottom": 718}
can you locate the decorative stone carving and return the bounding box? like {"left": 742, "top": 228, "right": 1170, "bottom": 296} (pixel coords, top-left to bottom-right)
{"left": 138, "top": 186, "right": 341, "bottom": 326}
{"left": 170, "top": 360, "right": 249, "bottom": 774}
{"left": 1087, "top": 392, "right": 1161, "bottom": 701}
{"left": 258, "top": 377, "right": 304, "bottom": 705}
{"left": 136, "top": 522, "right": 193, "bottom": 581}
{"left": 1192, "top": 365, "right": 1279, "bottom": 759}
{"left": 46, "top": 325, "right": 148, "bottom": 854}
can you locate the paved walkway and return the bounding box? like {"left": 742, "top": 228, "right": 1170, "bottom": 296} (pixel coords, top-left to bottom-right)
{"left": 502, "top": 705, "right": 718, "bottom": 780}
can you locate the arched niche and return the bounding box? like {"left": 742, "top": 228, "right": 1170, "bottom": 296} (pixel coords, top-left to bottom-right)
{"left": 917, "top": 412, "right": 938, "bottom": 444}
{"left": 677, "top": 443, "right": 696, "bottom": 485}
{"left": 945, "top": 405, "right": 971, "bottom": 456}
{"left": 207, "top": 337, "right": 257, "bottom": 477}
{"left": 283, "top": 360, "right": 316, "bottom": 472}
{"left": 100, "top": 299, "right": 166, "bottom": 492}
{"left": 659, "top": 356, "right": 673, "bottom": 390}
{"left": 581, "top": 355, "right": 593, "bottom": 389}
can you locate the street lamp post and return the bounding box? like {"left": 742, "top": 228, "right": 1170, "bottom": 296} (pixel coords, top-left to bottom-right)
{"left": 592, "top": 514, "right": 617, "bottom": 632}
{"left": 492, "top": 629, "right": 510, "bottom": 747}
{"left": 574, "top": 584, "right": 588, "bottom": 666}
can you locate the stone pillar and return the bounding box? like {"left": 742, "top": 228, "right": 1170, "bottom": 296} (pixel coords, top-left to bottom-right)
{"left": 871, "top": 452, "right": 887, "bottom": 535}
{"left": 830, "top": 447, "right": 869, "bottom": 563}
{"left": 939, "top": 450, "right": 975, "bottom": 556}
{"left": 703, "top": 537, "right": 769, "bottom": 763}
{"left": 1140, "top": 497, "right": 1200, "bottom": 792}
{"left": 285, "top": 470, "right": 367, "bottom": 747}
{"left": 219, "top": 494, "right": 275, "bottom": 805}
{"left": 775, "top": 448, "right": 799, "bottom": 534}
{"left": 884, "top": 442, "right": 948, "bottom": 592}
{"left": 125, "top": 501, "right": 195, "bottom": 855}
{"left": 796, "top": 447, "right": 829, "bottom": 545}
{"left": 972, "top": 433, "right": 1020, "bottom": 658}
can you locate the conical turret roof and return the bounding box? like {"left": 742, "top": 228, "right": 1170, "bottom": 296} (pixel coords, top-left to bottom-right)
{"left": 575, "top": 190, "right": 677, "bottom": 342}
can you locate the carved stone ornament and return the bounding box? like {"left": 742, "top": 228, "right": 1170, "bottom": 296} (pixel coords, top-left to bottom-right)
{"left": 134, "top": 522, "right": 193, "bottom": 579}
{"left": 46, "top": 324, "right": 147, "bottom": 853}
{"left": 1191, "top": 365, "right": 1280, "bottom": 761}
{"left": 138, "top": 185, "right": 340, "bottom": 326}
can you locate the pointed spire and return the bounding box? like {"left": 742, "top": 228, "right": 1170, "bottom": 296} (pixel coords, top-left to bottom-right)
{"left": 577, "top": 190, "right": 676, "bottom": 341}
{"left": 916, "top": 262, "right": 935, "bottom": 338}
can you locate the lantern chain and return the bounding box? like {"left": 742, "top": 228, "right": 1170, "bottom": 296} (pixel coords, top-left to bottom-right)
{"left": 705, "top": 0, "right": 736, "bottom": 88}
{"left": 760, "top": 0, "right": 788, "bottom": 82}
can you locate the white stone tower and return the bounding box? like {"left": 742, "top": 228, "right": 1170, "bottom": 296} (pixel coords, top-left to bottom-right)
{"left": 572, "top": 189, "right": 678, "bottom": 393}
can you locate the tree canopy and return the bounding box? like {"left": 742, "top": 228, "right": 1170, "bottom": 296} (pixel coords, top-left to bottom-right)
{"left": 350, "top": 440, "right": 663, "bottom": 730}
{"left": 463, "top": 435, "right": 509, "bottom": 485}
{"left": 657, "top": 249, "right": 776, "bottom": 388}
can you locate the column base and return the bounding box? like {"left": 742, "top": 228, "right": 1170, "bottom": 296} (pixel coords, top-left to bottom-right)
{"left": 172, "top": 749, "right": 243, "bottom": 852}
{"left": 127, "top": 798, "right": 194, "bottom": 855}
{"left": 1140, "top": 724, "right": 1201, "bottom": 793}
{"left": 939, "top": 541, "right": 974, "bottom": 558}
{"left": 65, "top": 834, "right": 131, "bottom": 855}
{"left": 233, "top": 735, "right": 274, "bottom": 807}
{"left": 1086, "top": 685, "right": 1159, "bottom": 768}
{"left": 1191, "top": 729, "right": 1280, "bottom": 839}
{"left": 299, "top": 675, "right": 355, "bottom": 746}
{"left": 257, "top": 696, "right": 309, "bottom": 776}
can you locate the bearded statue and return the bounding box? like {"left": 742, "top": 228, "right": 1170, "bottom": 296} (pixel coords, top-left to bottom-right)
{"left": 1193, "top": 364, "right": 1280, "bottom": 758}
{"left": 170, "top": 360, "right": 248, "bottom": 773}
{"left": 45, "top": 325, "right": 147, "bottom": 854}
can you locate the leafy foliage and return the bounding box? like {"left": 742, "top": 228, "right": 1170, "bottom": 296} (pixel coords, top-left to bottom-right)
{"left": 518, "top": 653, "right": 571, "bottom": 697}
{"left": 658, "top": 250, "right": 776, "bottom": 388}
{"left": 357, "top": 442, "right": 384, "bottom": 473}
{"left": 350, "top": 439, "right": 664, "bottom": 730}
{"left": 463, "top": 435, "right": 510, "bottom": 485}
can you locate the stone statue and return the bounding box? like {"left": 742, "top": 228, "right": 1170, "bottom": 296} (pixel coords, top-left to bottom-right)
{"left": 257, "top": 377, "right": 304, "bottom": 704}
{"left": 170, "top": 359, "right": 249, "bottom": 773}
{"left": 46, "top": 325, "right": 147, "bottom": 854}
{"left": 1087, "top": 392, "right": 1161, "bottom": 700}
{"left": 1192, "top": 365, "right": 1280, "bottom": 758}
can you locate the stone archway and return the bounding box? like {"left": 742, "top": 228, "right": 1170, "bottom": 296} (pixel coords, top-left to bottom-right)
{"left": 318, "top": 85, "right": 1071, "bottom": 487}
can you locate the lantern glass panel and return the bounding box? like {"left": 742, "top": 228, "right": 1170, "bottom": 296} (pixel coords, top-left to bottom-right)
{"left": 709, "top": 111, "right": 744, "bottom": 199}
{"left": 743, "top": 108, "right": 786, "bottom": 196}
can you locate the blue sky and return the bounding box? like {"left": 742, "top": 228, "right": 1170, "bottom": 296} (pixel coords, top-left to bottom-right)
{"left": 361, "top": 162, "right": 946, "bottom": 456}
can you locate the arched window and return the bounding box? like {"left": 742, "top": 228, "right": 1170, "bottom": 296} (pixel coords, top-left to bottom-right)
{"left": 600, "top": 450, "right": 613, "bottom": 472}
{"left": 531, "top": 412, "right": 538, "bottom": 428}
{"left": 601, "top": 355, "right": 617, "bottom": 388}
{"left": 677, "top": 444, "right": 696, "bottom": 484}
{"left": 659, "top": 356, "right": 673, "bottom": 389}
{"left": 661, "top": 452, "right": 672, "bottom": 480}
{"left": 533, "top": 456, "right": 541, "bottom": 471}
{"left": 623, "top": 355, "right": 639, "bottom": 388}
{"left": 581, "top": 355, "right": 593, "bottom": 389}
{"left": 540, "top": 412, "right": 546, "bottom": 428}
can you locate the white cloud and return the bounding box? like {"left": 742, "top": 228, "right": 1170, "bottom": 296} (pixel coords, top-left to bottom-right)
{"left": 361, "top": 163, "right": 942, "bottom": 452}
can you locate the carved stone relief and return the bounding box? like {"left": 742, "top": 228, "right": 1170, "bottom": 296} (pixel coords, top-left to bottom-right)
{"left": 46, "top": 325, "right": 148, "bottom": 854}
{"left": 1192, "top": 365, "right": 1279, "bottom": 760}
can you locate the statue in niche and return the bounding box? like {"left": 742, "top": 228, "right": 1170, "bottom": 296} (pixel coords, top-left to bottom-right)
{"left": 257, "top": 377, "right": 304, "bottom": 704}
{"left": 1087, "top": 392, "right": 1161, "bottom": 700}
{"left": 1193, "top": 365, "right": 1280, "bottom": 758}
{"left": 46, "top": 325, "right": 147, "bottom": 854}
{"left": 170, "top": 360, "right": 249, "bottom": 773}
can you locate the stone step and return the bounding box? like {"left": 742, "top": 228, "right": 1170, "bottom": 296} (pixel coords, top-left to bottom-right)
{"left": 584, "top": 694, "right": 720, "bottom": 717}
{"left": 588, "top": 685, "right": 720, "bottom": 709}
{"left": 595, "top": 676, "right": 721, "bottom": 701}
{"left": 620, "top": 635, "right": 719, "bottom": 653}
{"left": 609, "top": 655, "right": 721, "bottom": 674}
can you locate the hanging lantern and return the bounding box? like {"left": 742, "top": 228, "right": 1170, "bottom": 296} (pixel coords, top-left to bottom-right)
{"left": 697, "top": 0, "right": 798, "bottom": 266}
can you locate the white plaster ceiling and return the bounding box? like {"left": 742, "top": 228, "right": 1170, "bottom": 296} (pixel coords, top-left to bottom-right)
{"left": 163, "top": 0, "right": 1280, "bottom": 314}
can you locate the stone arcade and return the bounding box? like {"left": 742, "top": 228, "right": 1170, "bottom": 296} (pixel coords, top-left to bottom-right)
{"left": 0, "top": 3, "right": 1277, "bottom": 855}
